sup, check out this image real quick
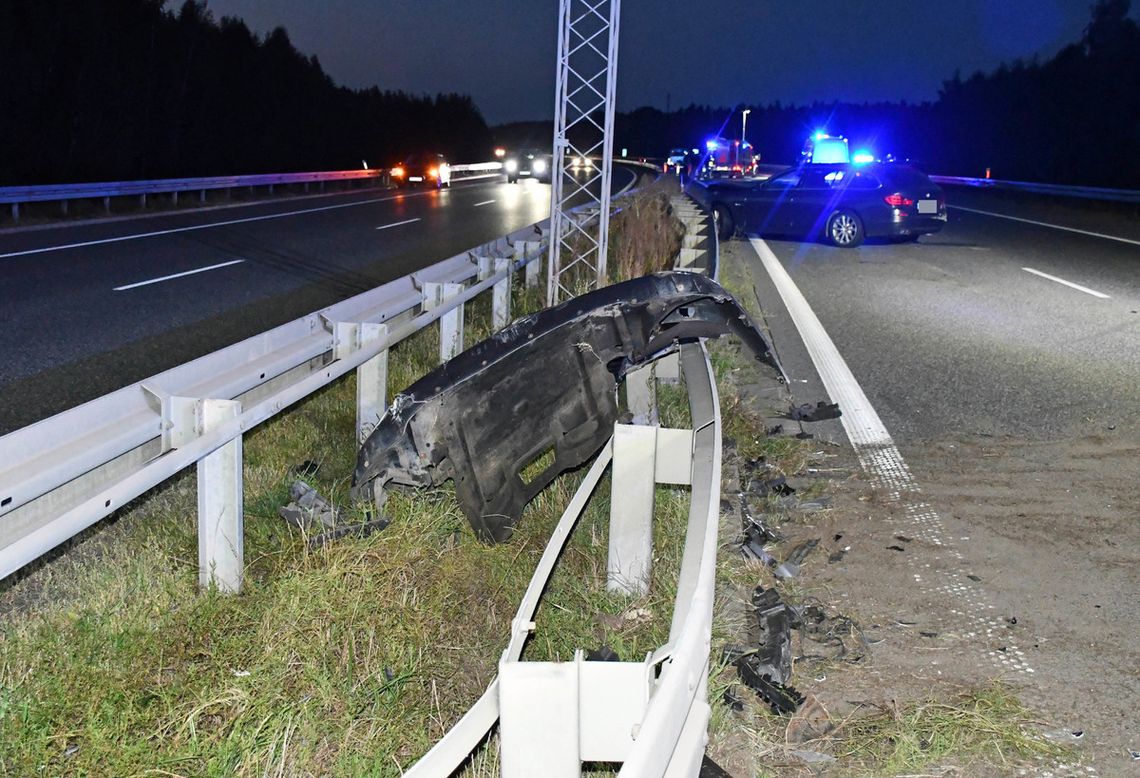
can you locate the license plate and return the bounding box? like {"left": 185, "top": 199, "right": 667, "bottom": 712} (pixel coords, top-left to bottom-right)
{"left": 918, "top": 199, "right": 938, "bottom": 214}
{"left": 409, "top": 176, "right": 424, "bottom": 182}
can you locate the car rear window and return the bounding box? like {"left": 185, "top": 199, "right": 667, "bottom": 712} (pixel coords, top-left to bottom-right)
{"left": 882, "top": 165, "right": 932, "bottom": 188}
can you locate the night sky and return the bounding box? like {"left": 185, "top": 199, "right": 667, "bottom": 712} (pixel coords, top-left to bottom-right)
{"left": 202, "top": 0, "right": 1134, "bottom": 125}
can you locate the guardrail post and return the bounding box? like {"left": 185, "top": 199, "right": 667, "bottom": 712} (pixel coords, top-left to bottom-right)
{"left": 493, "top": 257, "right": 511, "bottom": 332}
{"left": 607, "top": 423, "right": 657, "bottom": 595}
{"left": 197, "top": 398, "right": 243, "bottom": 594}
{"left": 103, "top": 196, "right": 111, "bottom": 214}
{"left": 515, "top": 240, "right": 542, "bottom": 288}
{"left": 139, "top": 193, "right": 147, "bottom": 209}
{"left": 200, "top": 189, "right": 206, "bottom": 204}
{"left": 172, "top": 191, "right": 179, "bottom": 207}
{"left": 625, "top": 363, "right": 658, "bottom": 425}
{"left": 10, "top": 203, "right": 18, "bottom": 222}
{"left": 423, "top": 282, "right": 465, "bottom": 363}
{"left": 356, "top": 322, "right": 389, "bottom": 443}
{"left": 60, "top": 200, "right": 68, "bottom": 216}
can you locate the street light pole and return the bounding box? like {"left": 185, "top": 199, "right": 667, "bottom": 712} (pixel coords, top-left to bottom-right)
{"left": 741, "top": 108, "right": 751, "bottom": 143}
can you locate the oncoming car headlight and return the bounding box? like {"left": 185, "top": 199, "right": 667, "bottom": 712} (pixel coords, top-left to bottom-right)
{"left": 505, "top": 159, "right": 518, "bottom": 173}
{"left": 532, "top": 159, "right": 547, "bottom": 174}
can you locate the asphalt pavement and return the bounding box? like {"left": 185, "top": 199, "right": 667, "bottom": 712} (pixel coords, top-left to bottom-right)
{"left": 736, "top": 192, "right": 1139, "bottom": 444}
{"left": 0, "top": 168, "right": 637, "bottom": 433}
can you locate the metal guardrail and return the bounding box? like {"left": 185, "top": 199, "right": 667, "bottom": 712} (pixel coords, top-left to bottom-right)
{"left": 0, "top": 219, "right": 542, "bottom": 582}
{"left": 0, "top": 163, "right": 504, "bottom": 220}
{"left": 929, "top": 175, "right": 1140, "bottom": 204}
{"left": 1, "top": 172, "right": 726, "bottom": 775}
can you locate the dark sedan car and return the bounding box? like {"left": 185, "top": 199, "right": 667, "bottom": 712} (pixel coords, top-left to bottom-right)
{"left": 504, "top": 148, "right": 551, "bottom": 183}
{"left": 391, "top": 152, "right": 451, "bottom": 188}
{"left": 706, "top": 163, "right": 946, "bottom": 247}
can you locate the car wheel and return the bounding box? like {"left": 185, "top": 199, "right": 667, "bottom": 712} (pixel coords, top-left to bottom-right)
{"left": 826, "top": 209, "right": 864, "bottom": 248}
{"left": 507, "top": 175, "right": 518, "bottom": 184}
{"left": 713, "top": 205, "right": 736, "bottom": 239}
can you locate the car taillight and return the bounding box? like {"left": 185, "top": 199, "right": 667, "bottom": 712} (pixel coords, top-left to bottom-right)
{"left": 884, "top": 193, "right": 913, "bottom": 207}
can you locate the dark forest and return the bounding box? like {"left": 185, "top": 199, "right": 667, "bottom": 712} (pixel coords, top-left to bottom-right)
{"left": 0, "top": 0, "right": 491, "bottom": 185}
{"left": 2, "top": 0, "right": 1137, "bottom": 187}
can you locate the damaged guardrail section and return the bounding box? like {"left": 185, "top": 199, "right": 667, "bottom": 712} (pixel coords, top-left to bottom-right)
{"left": 0, "top": 223, "right": 545, "bottom": 583}
{"left": 399, "top": 197, "right": 772, "bottom": 776}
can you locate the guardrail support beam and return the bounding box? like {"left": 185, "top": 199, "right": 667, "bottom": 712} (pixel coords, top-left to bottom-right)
{"left": 196, "top": 399, "right": 243, "bottom": 594}
{"left": 515, "top": 241, "right": 542, "bottom": 288}
{"left": 625, "top": 363, "right": 658, "bottom": 426}
{"left": 607, "top": 423, "right": 656, "bottom": 595}
{"left": 493, "top": 257, "right": 512, "bottom": 332}
{"left": 356, "top": 322, "right": 390, "bottom": 443}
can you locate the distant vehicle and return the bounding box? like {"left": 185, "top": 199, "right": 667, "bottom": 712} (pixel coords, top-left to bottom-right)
{"left": 664, "top": 148, "right": 689, "bottom": 174}
{"left": 801, "top": 134, "right": 850, "bottom": 164}
{"left": 392, "top": 152, "right": 451, "bottom": 188}
{"left": 504, "top": 149, "right": 551, "bottom": 183}
{"left": 700, "top": 137, "right": 755, "bottom": 179}
{"left": 705, "top": 163, "right": 946, "bottom": 247}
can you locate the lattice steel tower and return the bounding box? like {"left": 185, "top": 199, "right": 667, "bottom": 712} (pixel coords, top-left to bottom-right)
{"left": 546, "top": 0, "right": 621, "bottom": 305}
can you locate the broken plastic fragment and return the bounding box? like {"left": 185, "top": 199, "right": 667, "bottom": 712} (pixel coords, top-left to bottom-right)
{"left": 789, "top": 401, "right": 842, "bottom": 422}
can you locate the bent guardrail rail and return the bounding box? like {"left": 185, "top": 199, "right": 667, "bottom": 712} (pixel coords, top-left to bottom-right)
{"left": 929, "top": 175, "right": 1140, "bottom": 204}
{"left": 0, "top": 163, "right": 504, "bottom": 220}
{"left": 1, "top": 173, "right": 726, "bottom": 776}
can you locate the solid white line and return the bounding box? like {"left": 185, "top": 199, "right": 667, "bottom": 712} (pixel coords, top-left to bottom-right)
{"left": 375, "top": 218, "right": 421, "bottom": 231}
{"left": 748, "top": 236, "right": 893, "bottom": 449}
{"left": 1022, "top": 267, "right": 1110, "bottom": 299}
{"left": 113, "top": 259, "right": 245, "bottom": 291}
{"left": 473, "top": 199, "right": 496, "bottom": 207}
{"left": 0, "top": 192, "right": 411, "bottom": 260}
{"left": 950, "top": 204, "right": 1140, "bottom": 247}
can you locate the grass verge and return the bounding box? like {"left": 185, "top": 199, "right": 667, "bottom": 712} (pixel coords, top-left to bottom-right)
{"left": 0, "top": 186, "right": 690, "bottom": 776}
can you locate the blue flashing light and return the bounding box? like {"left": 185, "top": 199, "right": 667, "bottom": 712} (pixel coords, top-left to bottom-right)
{"left": 852, "top": 151, "right": 875, "bottom": 164}
{"left": 814, "top": 131, "right": 827, "bottom": 141}
{"left": 705, "top": 139, "right": 718, "bottom": 151}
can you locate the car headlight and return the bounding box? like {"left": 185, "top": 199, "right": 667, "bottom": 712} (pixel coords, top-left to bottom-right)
{"left": 532, "top": 159, "right": 547, "bottom": 174}
{"left": 505, "top": 160, "right": 518, "bottom": 173}
{"left": 391, "top": 166, "right": 405, "bottom": 178}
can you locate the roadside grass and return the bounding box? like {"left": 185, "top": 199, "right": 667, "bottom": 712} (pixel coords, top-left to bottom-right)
{"left": 0, "top": 193, "right": 690, "bottom": 775}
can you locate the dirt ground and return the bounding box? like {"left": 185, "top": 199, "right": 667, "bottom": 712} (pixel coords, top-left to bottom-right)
{"left": 711, "top": 308, "right": 1139, "bottom": 775}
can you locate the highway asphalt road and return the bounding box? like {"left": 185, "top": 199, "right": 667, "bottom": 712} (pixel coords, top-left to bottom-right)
{"left": 0, "top": 168, "right": 637, "bottom": 434}
{"left": 734, "top": 188, "right": 1139, "bottom": 443}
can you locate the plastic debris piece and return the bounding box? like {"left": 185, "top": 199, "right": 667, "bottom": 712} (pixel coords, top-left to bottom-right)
{"left": 279, "top": 479, "right": 340, "bottom": 529}
{"left": 751, "top": 586, "right": 794, "bottom": 683}
{"left": 789, "top": 401, "right": 842, "bottom": 422}
{"left": 307, "top": 516, "right": 391, "bottom": 549}
{"left": 886, "top": 544, "right": 906, "bottom": 552}
{"left": 722, "top": 686, "right": 745, "bottom": 711}
{"left": 967, "top": 574, "right": 982, "bottom": 582}
{"left": 586, "top": 646, "right": 620, "bottom": 662}
{"left": 748, "top": 475, "right": 795, "bottom": 496}
{"left": 1129, "top": 749, "right": 1139, "bottom": 761}
{"left": 828, "top": 546, "right": 850, "bottom": 563}
{"left": 894, "top": 534, "right": 912, "bottom": 543}
{"left": 291, "top": 460, "right": 321, "bottom": 477}
{"left": 736, "top": 654, "right": 804, "bottom": 714}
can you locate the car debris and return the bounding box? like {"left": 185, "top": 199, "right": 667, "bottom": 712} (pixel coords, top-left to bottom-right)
{"left": 750, "top": 586, "right": 796, "bottom": 683}
{"left": 778, "top": 538, "right": 820, "bottom": 578}
{"left": 788, "top": 401, "right": 842, "bottom": 422}
{"left": 353, "top": 272, "right": 784, "bottom": 542}
{"left": 278, "top": 480, "right": 390, "bottom": 548}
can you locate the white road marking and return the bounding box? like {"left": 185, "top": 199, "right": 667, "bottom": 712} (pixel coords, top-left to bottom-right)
{"left": 473, "top": 199, "right": 496, "bottom": 207}
{"left": 0, "top": 192, "right": 412, "bottom": 260}
{"left": 748, "top": 234, "right": 1033, "bottom": 675}
{"left": 1022, "top": 267, "right": 1110, "bottom": 299}
{"left": 375, "top": 218, "right": 421, "bottom": 231}
{"left": 113, "top": 259, "right": 245, "bottom": 291}
{"left": 950, "top": 204, "right": 1140, "bottom": 247}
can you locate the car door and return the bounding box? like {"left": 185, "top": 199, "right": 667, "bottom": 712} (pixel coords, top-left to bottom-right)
{"left": 737, "top": 168, "right": 801, "bottom": 233}
{"left": 786, "top": 167, "right": 839, "bottom": 235}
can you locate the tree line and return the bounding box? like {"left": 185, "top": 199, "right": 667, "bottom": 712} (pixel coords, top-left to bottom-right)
{"left": 0, "top": 0, "right": 491, "bottom": 185}
{"left": 608, "top": 0, "right": 1139, "bottom": 187}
